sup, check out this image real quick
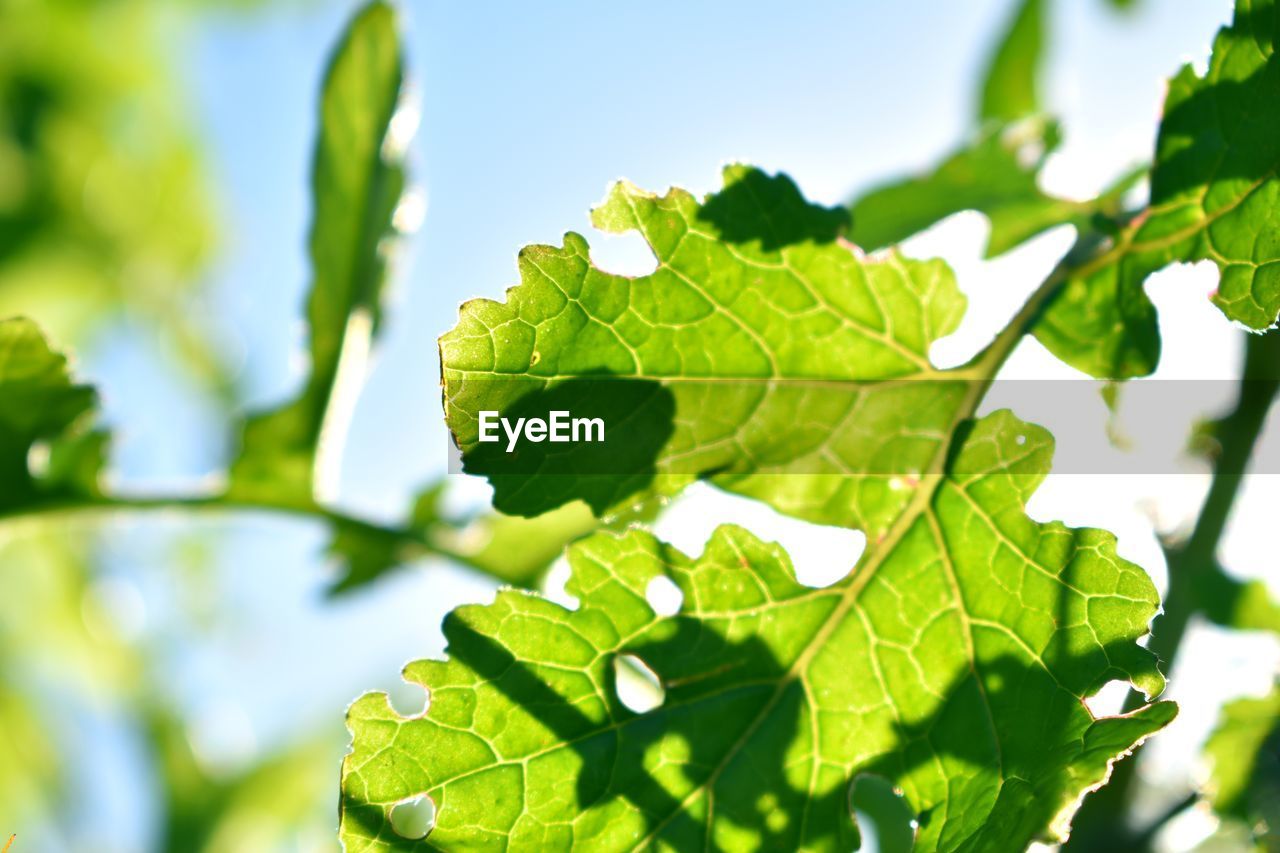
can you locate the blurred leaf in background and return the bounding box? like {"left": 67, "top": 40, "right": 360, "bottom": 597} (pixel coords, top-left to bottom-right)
{"left": 0, "top": 0, "right": 215, "bottom": 346}
{"left": 1204, "top": 687, "right": 1280, "bottom": 848}
{"left": 0, "top": 534, "right": 142, "bottom": 844}
{"left": 0, "top": 0, "right": 344, "bottom": 848}
{"left": 231, "top": 0, "right": 409, "bottom": 507}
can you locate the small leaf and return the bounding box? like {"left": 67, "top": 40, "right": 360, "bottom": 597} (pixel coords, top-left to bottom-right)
{"left": 326, "top": 519, "right": 413, "bottom": 595}
{"left": 230, "top": 0, "right": 409, "bottom": 505}
{"left": 341, "top": 410, "right": 1174, "bottom": 850}
{"left": 325, "top": 484, "right": 602, "bottom": 594}
{"left": 978, "top": 0, "right": 1045, "bottom": 123}
{"left": 444, "top": 502, "right": 602, "bottom": 589}
{"left": 849, "top": 119, "right": 1090, "bottom": 259}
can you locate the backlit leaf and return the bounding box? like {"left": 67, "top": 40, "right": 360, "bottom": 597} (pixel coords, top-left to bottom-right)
{"left": 1036, "top": 0, "right": 1280, "bottom": 377}
{"left": 848, "top": 119, "right": 1106, "bottom": 259}
{"left": 341, "top": 410, "right": 1173, "bottom": 851}
{"left": 441, "top": 165, "right": 972, "bottom": 536}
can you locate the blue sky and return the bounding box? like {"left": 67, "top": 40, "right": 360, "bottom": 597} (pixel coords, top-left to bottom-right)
{"left": 174, "top": 0, "right": 1234, "bottom": 508}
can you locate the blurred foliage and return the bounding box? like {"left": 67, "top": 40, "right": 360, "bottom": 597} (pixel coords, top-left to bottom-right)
{"left": 848, "top": 0, "right": 1144, "bottom": 267}
{"left": 1205, "top": 686, "right": 1280, "bottom": 847}
{"left": 0, "top": 0, "right": 346, "bottom": 848}
{"left": 231, "top": 0, "right": 409, "bottom": 507}
{"left": 152, "top": 707, "right": 336, "bottom": 853}
{"left": 0, "top": 535, "right": 126, "bottom": 837}
{"left": 0, "top": 0, "right": 214, "bottom": 345}
{"left": 0, "top": 0, "right": 569, "bottom": 846}
{"left": 0, "top": 318, "right": 101, "bottom": 508}
{"left": 0, "top": 530, "right": 341, "bottom": 850}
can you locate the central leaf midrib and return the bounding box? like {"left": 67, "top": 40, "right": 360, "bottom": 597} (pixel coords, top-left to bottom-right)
{"left": 628, "top": 372, "right": 996, "bottom": 848}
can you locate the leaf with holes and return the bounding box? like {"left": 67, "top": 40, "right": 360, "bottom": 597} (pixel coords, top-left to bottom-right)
{"left": 340, "top": 410, "right": 1174, "bottom": 851}
{"left": 441, "top": 164, "right": 984, "bottom": 537}
{"left": 1036, "top": 0, "right": 1280, "bottom": 378}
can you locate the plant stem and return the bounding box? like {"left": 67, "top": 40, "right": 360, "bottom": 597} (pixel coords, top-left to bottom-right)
{"left": 0, "top": 490, "right": 491, "bottom": 577}
{"left": 1064, "top": 329, "right": 1280, "bottom": 851}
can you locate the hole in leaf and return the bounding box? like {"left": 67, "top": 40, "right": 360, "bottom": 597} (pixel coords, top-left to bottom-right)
{"left": 589, "top": 229, "right": 659, "bottom": 277}
{"left": 614, "top": 654, "right": 664, "bottom": 713}
{"left": 26, "top": 441, "right": 50, "bottom": 477}
{"left": 1084, "top": 679, "right": 1132, "bottom": 717}
{"left": 387, "top": 680, "right": 429, "bottom": 718}
{"left": 390, "top": 793, "right": 436, "bottom": 840}
{"left": 851, "top": 774, "right": 916, "bottom": 853}
{"left": 652, "top": 483, "right": 865, "bottom": 588}
{"left": 797, "top": 528, "right": 866, "bottom": 588}
{"left": 645, "top": 575, "right": 683, "bottom": 616}
{"left": 541, "top": 556, "right": 579, "bottom": 610}
{"left": 1015, "top": 434, "right": 1027, "bottom": 446}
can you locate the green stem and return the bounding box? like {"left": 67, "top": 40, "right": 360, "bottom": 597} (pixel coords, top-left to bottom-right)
{"left": 1145, "top": 331, "right": 1280, "bottom": 676}
{"left": 0, "top": 490, "right": 490, "bottom": 577}
{"left": 1064, "top": 329, "right": 1280, "bottom": 851}
{"left": 3, "top": 228, "right": 1106, "bottom": 590}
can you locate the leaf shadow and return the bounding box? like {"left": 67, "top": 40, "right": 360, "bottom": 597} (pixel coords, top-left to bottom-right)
{"left": 1154, "top": 46, "right": 1279, "bottom": 203}
{"left": 344, "top": 521, "right": 1168, "bottom": 850}
{"left": 696, "top": 167, "right": 849, "bottom": 251}
{"left": 457, "top": 376, "right": 675, "bottom": 517}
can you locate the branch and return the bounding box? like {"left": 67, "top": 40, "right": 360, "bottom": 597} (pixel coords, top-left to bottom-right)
{"left": 0, "top": 489, "right": 493, "bottom": 578}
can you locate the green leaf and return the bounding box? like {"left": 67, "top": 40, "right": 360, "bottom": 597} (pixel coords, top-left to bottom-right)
{"left": 1036, "top": 0, "right": 1280, "bottom": 377}
{"left": 848, "top": 0, "right": 1151, "bottom": 266}
{"left": 975, "top": 0, "right": 1141, "bottom": 123}
{"left": 443, "top": 502, "right": 604, "bottom": 589}
{"left": 1204, "top": 686, "right": 1280, "bottom": 835}
{"left": 0, "top": 316, "right": 98, "bottom": 507}
{"left": 1194, "top": 563, "right": 1280, "bottom": 634}
{"left": 340, "top": 410, "right": 1174, "bottom": 851}
{"left": 0, "top": 0, "right": 216, "bottom": 347}
{"left": 442, "top": 165, "right": 977, "bottom": 534}
{"left": 848, "top": 119, "right": 1101, "bottom": 259}
{"left": 326, "top": 517, "right": 420, "bottom": 595}
{"left": 230, "top": 0, "right": 408, "bottom": 506}
{"left": 325, "top": 484, "right": 602, "bottom": 594}
{"left": 978, "top": 0, "right": 1045, "bottom": 123}
{"left": 1031, "top": 239, "right": 1164, "bottom": 378}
